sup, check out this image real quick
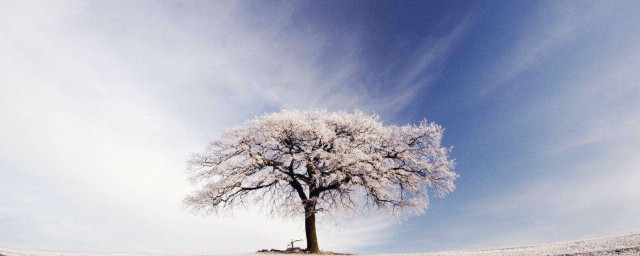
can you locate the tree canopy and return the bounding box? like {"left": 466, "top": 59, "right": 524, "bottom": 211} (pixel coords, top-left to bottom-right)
{"left": 185, "top": 109, "right": 457, "bottom": 252}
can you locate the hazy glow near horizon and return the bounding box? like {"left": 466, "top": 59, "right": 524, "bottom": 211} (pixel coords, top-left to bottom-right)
{"left": 1, "top": 1, "right": 639, "bottom": 254}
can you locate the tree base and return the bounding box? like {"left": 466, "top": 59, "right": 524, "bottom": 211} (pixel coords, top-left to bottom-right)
{"left": 257, "top": 248, "right": 352, "bottom": 255}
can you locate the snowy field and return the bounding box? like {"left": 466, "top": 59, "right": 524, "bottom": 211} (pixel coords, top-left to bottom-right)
{"left": 1, "top": 233, "right": 639, "bottom": 256}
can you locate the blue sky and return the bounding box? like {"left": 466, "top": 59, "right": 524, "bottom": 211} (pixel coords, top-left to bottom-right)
{"left": 1, "top": 0, "right": 639, "bottom": 254}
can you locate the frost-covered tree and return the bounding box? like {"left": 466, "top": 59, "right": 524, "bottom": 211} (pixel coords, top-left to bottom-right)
{"left": 185, "top": 110, "right": 457, "bottom": 253}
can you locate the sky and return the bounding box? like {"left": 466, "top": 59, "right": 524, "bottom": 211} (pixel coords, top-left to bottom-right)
{"left": 1, "top": 0, "right": 639, "bottom": 254}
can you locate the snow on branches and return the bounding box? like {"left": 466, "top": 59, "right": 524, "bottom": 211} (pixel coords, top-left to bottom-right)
{"left": 184, "top": 109, "right": 457, "bottom": 220}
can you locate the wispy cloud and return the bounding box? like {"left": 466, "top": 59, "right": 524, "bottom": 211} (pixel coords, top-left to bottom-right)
{"left": 0, "top": 1, "right": 470, "bottom": 253}
{"left": 480, "top": 1, "right": 621, "bottom": 96}
{"left": 462, "top": 0, "right": 640, "bottom": 248}
{"left": 375, "top": 15, "right": 475, "bottom": 115}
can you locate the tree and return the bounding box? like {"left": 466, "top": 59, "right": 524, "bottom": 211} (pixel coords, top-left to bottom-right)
{"left": 184, "top": 110, "right": 457, "bottom": 253}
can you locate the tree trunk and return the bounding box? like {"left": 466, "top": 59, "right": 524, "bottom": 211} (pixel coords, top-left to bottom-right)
{"left": 304, "top": 205, "right": 320, "bottom": 253}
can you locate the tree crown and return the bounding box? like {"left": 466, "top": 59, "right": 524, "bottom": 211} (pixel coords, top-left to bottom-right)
{"left": 185, "top": 109, "right": 457, "bottom": 220}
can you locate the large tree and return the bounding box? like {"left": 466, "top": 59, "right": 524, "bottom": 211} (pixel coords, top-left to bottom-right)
{"left": 185, "top": 110, "right": 457, "bottom": 253}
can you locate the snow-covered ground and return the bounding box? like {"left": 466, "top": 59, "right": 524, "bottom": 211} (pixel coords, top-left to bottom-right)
{"left": 1, "top": 233, "right": 639, "bottom": 256}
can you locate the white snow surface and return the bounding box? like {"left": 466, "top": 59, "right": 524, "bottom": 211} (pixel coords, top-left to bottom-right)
{"left": 1, "top": 233, "right": 639, "bottom": 256}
